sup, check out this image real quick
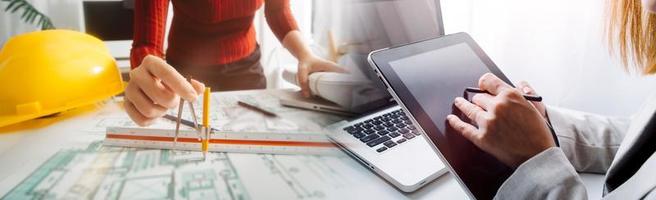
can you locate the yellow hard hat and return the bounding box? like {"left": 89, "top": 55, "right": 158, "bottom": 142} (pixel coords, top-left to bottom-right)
{"left": 0, "top": 30, "right": 124, "bottom": 128}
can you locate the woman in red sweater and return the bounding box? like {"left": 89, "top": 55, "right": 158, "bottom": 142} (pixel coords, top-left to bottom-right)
{"left": 124, "top": 0, "right": 345, "bottom": 126}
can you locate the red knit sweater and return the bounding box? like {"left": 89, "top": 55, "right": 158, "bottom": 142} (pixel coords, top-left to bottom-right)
{"left": 130, "top": 0, "right": 298, "bottom": 69}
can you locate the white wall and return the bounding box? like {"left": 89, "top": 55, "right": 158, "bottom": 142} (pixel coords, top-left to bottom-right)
{"left": 0, "top": 0, "right": 85, "bottom": 45}
{"left": 441, "top": 0, "right": 656, "bottom": 117}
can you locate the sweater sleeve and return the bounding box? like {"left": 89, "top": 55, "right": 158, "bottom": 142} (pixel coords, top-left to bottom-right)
{"left": 264, "top": 0, "right": 299, "bottom": 42}
{"left": 130, "top": 0, "right": 169, "bottom": 69}
{"left": 546, "top": 106, "right": 630, "bottom": 173}
{"left": 494, "top": 147, "right": 588, "bottom": 200}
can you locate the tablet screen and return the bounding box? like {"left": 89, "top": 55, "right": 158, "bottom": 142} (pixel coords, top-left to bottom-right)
{"left": 389, "top": 43, "right": 485, "bottom": 134}
{"left": 382, "top": 40, "right": 513, "bottom": 199}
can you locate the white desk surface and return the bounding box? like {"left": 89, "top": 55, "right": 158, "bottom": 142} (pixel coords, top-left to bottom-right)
{"left": 0, "top": 89, "right": 603, "bottom": 199}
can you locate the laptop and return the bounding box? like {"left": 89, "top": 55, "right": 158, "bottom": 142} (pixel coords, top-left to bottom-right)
{"left": 323, "top": 0, "right": 448, "bottom": 192}
{"left": 278, "top": 93, "right": 357, "bottom": 116}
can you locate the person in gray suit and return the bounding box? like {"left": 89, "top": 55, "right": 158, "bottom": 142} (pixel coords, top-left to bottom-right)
{"left": 445, "top": 0, "right": 656, "bottom": 199}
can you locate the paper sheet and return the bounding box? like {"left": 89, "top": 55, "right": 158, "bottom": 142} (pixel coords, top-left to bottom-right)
{"left": 2, "top": 141, "right": 403, "bottom": 200}
{"left": 0, "top": 90, "right": 406, "bottom": 199}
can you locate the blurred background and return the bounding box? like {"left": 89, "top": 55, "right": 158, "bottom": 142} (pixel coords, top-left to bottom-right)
{"left": 440, "top": 0, "right": 656, "bottom": 117}
{"left": 2, "top": 0, "right": 654, "bottom": 117}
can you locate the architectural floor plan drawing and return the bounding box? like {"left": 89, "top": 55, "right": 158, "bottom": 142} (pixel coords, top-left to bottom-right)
{"left": 1, "top": 142, "right": 250, "bottom": 200}
{"left": 1, "top": 90, "right": 406, "bottom": 200}
{"left": 1, "top": 141, "right": 400, "bottom": 200}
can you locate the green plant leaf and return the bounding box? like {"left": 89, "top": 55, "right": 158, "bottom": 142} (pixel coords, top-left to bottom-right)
{"left": 28, "top": 12, "right": 36, "bottom": 23}
{"left": 4, "top": 0, "right": 18, "bottom": 11}
{"left": 20, "top": 6, "right": 28, "bottom": 18}
{"left": 22, "top": 9, "right": 33, "bottom": 21}
{"left": 2, "top": 0, "right": 56, "bottom": 30}
{"left": 10, "top": 1, "right": 24, "bottom": 12}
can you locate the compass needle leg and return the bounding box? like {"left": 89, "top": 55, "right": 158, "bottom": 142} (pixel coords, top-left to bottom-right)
{"left": 188, "top": 102, "right": 202, "bottom": 141}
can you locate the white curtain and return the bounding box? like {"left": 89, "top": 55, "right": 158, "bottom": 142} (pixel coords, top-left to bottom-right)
{"left": 442, "top": 0, "right": 656, "bottom": 116}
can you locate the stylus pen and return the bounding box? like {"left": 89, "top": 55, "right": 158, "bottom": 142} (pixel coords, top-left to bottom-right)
{"left": 465, "top": 87, "right": 543, "bottom": 102}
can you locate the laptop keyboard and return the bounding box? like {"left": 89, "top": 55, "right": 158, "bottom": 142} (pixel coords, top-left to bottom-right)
{"left": 342, "top": 109, "right": 422, "bottom": 153}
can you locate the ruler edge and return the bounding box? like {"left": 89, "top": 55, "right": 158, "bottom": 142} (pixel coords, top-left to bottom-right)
{"left": 103, "top": 126, "right": 341, "bottom": 155}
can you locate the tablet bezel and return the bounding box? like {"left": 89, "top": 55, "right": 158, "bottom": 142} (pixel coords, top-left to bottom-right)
{"left": 368, "top": 32, "right": 516, "bottom": 199}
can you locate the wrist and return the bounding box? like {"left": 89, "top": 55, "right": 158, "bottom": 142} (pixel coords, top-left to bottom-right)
{"left": 514, "top": 142, "right": 556, "bottom": 168}
{"left": 519, "top": 146, "right": 559, "bottom": 167}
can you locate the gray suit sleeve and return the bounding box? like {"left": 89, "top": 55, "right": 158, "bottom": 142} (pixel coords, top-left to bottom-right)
{"left": 546, "top": 106, "right": 630, "bottom": 173}
{"left": 495, "top": 147, "right": 587, "bottom": 200}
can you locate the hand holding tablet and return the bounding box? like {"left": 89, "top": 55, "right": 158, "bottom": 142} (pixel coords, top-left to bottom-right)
{"left": 368, "top": 32, "right": 560, "bottom": 199}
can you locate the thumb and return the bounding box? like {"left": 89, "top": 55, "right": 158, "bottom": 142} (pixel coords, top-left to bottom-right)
{"left": 517, "top": 81, "right": 546, "bottom": 117}
{"left": 517, "top": 81, "right": 537, "bottom": 95}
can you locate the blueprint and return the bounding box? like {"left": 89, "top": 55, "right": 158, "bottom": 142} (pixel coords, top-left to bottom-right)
{"left": 0, "top": 90, "right": 406, "bottom": 200}
{"left": 2, "top": 142, "right": 249, "bottom": 200}
{"left": 2, "top": 141, "right": 399, "bottom": 200}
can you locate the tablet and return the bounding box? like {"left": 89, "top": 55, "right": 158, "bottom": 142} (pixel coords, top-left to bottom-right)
{"left": 368, "top": 32, "right": 517, "bottom": 199}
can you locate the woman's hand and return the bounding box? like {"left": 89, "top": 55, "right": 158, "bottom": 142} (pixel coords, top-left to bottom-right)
{"left": 446, "top": 73, "right": 555, "bottom": 168}
{"left": 124, "top": 55, "right": 205, "bottom": 126}
{"left": 297, "top": 56, "right": 348, "bottom": 97}
{"left": 281, "top": 31, "right": 348, "bottom": 97}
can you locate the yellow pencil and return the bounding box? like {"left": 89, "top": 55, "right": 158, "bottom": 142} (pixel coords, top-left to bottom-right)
{"left": 202, "top": 87, "right": 210, "bottom": 160}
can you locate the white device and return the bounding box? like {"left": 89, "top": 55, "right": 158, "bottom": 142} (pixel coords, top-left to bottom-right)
{"left": 281, "top": 70, "right": 382, "bottom": 116}
{"left": 275, "top": 89, "right": 358, "bottom": 116}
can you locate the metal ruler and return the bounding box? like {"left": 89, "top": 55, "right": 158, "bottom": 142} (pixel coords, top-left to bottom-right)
{"left": 104, "top": 127, "right": 340, "bottom": 155}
